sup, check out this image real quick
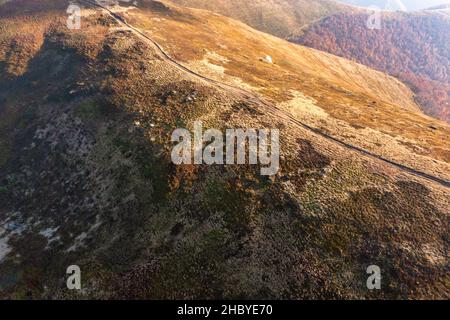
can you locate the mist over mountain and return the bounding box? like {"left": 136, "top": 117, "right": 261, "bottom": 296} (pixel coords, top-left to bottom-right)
{"left": 293, "top": 10, "right": 450, "bottom": 122}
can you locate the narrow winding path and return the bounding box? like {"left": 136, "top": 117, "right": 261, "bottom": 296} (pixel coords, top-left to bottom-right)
{"left": 81, "top": 0, "right": 450, "bottom": 189}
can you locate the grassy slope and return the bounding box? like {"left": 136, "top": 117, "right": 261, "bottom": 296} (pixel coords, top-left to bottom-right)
{"left": 127, "top": 2, "right": 450, "bottom": 177}
{"left": 293, "top": 10, "right": 450, "bottom": 123}
{"left": 0, "top": 1, "right": 448, "bottom": 299}
{"left": 168, "top": 1, "right": 450, "bottom": 125}
{"left": 167, "top": 0, "right": 354, "bottom": 38}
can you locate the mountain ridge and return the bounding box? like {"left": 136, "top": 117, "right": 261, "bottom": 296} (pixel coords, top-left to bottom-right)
{"left": 293, "top": 10, "right": 450, "bottom": 122}
{"left": 167, "top": 0, "right": 357, "bottom": 38}
{"left": 0, "top": 0, "right": 448, "bottom": 299}
{"left": 81, "top": 0, "right": 450, "bottom": 188}
{"left": 168, "top": 0, "right": 450, "bottom": 123}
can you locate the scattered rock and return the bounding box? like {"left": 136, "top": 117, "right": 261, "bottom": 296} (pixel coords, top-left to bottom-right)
{"left": 264, "top": 55, "right": 273, "bottom": 64}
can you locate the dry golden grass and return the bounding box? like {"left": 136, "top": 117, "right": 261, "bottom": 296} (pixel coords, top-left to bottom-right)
{"left": 0, "top": 2, "right": 448, "bottom": 300}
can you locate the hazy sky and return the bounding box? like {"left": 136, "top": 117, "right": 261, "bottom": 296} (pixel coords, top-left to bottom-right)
{"left": 338, "top": 0, "right": 450, "bottom": 10}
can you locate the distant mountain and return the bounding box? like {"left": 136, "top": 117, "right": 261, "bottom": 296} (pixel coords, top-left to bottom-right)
{"left": 293, "top": 11, "right": 450, "bottom": 122}
{"left": 167, "top": 0, "right": 355, "bottom": 38}
{"left": 424, "top": 3, "right": 450, "bottom": 10}
{"left": 1, "top": 0, "right": 449, "bottom": 299}
{"left": 337, "top": 0, "right": 450, "bottom": 11}
{"left": 169, "top": 1, "right": 450, "bottom": 122}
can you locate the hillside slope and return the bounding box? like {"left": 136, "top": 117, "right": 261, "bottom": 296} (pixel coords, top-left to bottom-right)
{"left": 169, "top": 1, "right": 450, "bottom": 123}
{"left": 292, "top": 11, "right": 450, "bottom": 122}
{"left": 336, "top": 0, "right": 445, "bottom": 11}
{"left": 0, "top": 0, "right": 449, "bottom": 299}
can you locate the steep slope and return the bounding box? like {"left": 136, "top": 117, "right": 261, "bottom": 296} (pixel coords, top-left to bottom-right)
{"left": 168, "top": 1, "right": 450, "bottom": 123}
{"left": 0, "top": 0, "right": 449, "bottom": 299}
{"left": 167, "top": 0, "right": 354, "bottom": 38}
{"left": 425, "top": 4, "right": 450, "bottom": 11}
{"left": 293, "top": 10, "right": 450, "bottom": 122}
{"left": 337, "top": 0, "right": 448, "bottom": 11}
{"left": 128, "top": 1, "right": 450, "bottom": 178}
